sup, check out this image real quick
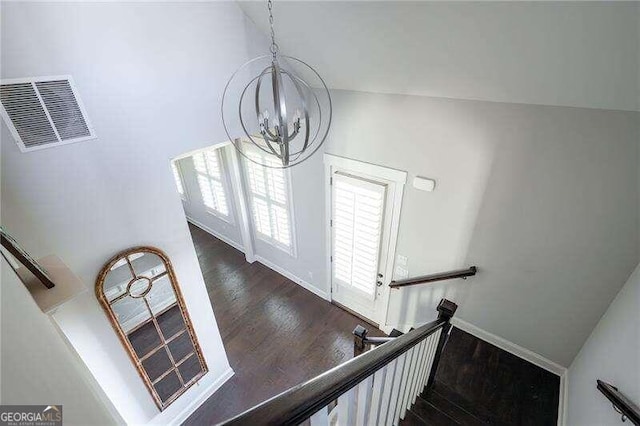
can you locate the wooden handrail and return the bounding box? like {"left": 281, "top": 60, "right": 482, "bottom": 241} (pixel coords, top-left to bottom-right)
{"left": 597, "top": 380, "right": 640, "bottom": 425}
{"left": 218, "top": 299, "right": 458, "bottom": 426}
{"left": 390, "top": 266, "right": 477, "bottom": 288}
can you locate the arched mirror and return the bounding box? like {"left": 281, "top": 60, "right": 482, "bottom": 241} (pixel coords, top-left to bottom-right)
{"left": 96, "top": 246, "right": 207, "bottom": 410}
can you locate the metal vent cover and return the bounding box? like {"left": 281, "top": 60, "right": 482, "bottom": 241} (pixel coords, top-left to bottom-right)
{"left": 0, "top": 76, "right": 95, "bottom": 152}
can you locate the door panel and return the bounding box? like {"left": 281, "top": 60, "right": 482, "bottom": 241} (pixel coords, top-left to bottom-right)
{"left": 331, "top": 171, "right": 387, "bottom": 322}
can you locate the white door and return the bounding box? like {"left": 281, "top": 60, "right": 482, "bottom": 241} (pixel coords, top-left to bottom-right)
{"left": 330, "top": 171, "right": 391, "bottom": 324}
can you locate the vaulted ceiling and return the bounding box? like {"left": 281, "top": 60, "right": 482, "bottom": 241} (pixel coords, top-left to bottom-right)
{"left": 238, "top": 1, "right": 640, "bottom": 111}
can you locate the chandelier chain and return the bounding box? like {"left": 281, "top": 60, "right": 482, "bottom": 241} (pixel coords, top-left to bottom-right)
{"left": 268, "top": 0, "right": 279, "bottom": 57}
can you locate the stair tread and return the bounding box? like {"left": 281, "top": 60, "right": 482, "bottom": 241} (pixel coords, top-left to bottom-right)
{"left": 399, "top": 410, "right": 429, "bottom": 426}
{"left": 423, "top": 387, "right": 489, "bottom": 425}
{"left": 433, "top": 327, "right": 560, "bottom": 425}
{"left": 430, "top": 381, "right": 507, "bottom": 425}
{"left": 410, "top": 395, "right": 461, "bottom": 426}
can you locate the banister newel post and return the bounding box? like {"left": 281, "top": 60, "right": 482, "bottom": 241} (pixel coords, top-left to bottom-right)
{"left": 426, "top": 298, "right": 458, "bottom": 390}
{"left": 352, "top": 325, "right": 368, "bottom": 357}
{"left": 436, "top": 298, "right": 458, "bottom": 321}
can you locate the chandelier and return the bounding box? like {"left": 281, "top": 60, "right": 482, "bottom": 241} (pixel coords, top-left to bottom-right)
{"left": 222, "top": 0, "right": 332, "bottom": 168}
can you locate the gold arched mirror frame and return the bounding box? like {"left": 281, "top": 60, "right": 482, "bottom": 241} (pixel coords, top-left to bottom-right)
{"left": 96, "top": 246, "right": 208, "bottom": 410}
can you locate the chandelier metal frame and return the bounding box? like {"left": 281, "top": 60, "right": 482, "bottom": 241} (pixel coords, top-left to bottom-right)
{"left": 221, "top": 0, "right": 332, "bottom": 169}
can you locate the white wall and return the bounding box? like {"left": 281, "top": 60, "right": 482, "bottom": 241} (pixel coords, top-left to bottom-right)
{"left": 1, "top": 258, "right": 116, "bottom": 425}
{"left": 567, "top": 263, "right": 640, "bottom": 425}
{"left": 1, "top": 2, "right": 267, "bottom": 424}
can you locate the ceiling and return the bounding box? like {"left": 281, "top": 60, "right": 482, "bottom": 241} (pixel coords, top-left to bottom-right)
{"left": 238, "top": 1, "right": 640, "bottom": 111}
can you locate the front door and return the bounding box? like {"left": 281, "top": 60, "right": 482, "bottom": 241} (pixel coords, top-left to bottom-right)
{"left": 330, "top": 170, "right": 391, "bottom": 325}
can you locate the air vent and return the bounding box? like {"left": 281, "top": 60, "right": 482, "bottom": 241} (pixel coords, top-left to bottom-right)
{"left": 0, "top": 76, "right": 95, "bottom": 152}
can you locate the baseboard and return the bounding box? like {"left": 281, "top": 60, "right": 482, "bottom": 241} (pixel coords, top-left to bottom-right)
{"left": 451, "top": 318, "right": 567, "bottom": 377}
{"left": 186, "top": 216, "right": 245, "bottom": 253}
{"left": 165, "top": 367, "right": 234, "bottom": 426}
{"left": 254, "top": 255, "right": 330, "bottom": 301}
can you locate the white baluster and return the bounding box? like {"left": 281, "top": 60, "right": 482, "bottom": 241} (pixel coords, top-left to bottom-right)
{"left": 412, "top": 336, "right": 433, "bottom": 405}
{"left": 355, "top": 375, "right": 373, "bottom": 426}
{"left": 385, "top": 353, "right": 407, "bottom": 425}
{"left": 367, "top": 365, "right": 387, "bottom": 426}
{"left": 404, "top": 340, "right": 427, "bottom": 415}
{"left": 419, "top": 333, "right": 436, "bottom": 395}
{"left": 395, "top": 347, "right": 417, "bottom": 425}
{"left": 422, "top": 328, "right": 442, "bottom": 390}
{"left": 377, "top": 358, "right": 398, "bottom": 425}
{"left": 309, "top": 406, "right": 329, "bottom": 426}
{"left": 418, "top": 333, "right": 434, "bottom": 394}
{"left": 338, "top": 386, "right": 356, "bottom": 425}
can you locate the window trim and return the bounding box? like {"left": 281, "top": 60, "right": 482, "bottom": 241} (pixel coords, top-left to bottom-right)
{"left": 241, "top": 145, "right": 297, "bottom": 257}
{"left": 171, "top": 160, "right": 188, "bottom": 201}
{"left": 193, "top": 147, "right": 235, "bottom": 224}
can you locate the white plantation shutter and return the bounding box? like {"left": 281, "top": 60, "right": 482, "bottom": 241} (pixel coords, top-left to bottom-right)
{"left": 252, "top": 197, "right": 272, "bottom": 237}
{"left": 245, "top": 149, "right": 293, "bottom": 251}
{"left": 332, "top": 172, "right": 386, "bottom": 297}
{"left": 193, "top": 149, "right": 230, "bottom": 218}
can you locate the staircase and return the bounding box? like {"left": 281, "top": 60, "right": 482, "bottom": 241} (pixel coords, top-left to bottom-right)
{"left": 217, "top": 298, "right": 559, "bottom": 426}
{"left": 401, "top": 383, "right": 487, "bottom": 425}
{"left": 401, "top": 325, "right": 561, "bottom": 426}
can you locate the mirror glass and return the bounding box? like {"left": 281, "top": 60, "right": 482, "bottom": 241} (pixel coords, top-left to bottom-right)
{"left": 96, "top": 247, "right": 207, "bottom": 411}
{"left": 146, "top": 275, "right": 177, "bottom": 315}
{"left": 111, "top": 296, "right": 151, "bottom": 332}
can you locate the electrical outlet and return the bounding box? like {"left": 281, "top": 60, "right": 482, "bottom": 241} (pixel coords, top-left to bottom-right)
{"left": 396, "top": 254, "right": 408, "bottom": 266}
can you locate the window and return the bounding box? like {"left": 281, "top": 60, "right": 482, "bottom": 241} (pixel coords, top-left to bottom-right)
{"left": 244, "top": 149, "right": 295, "bottom": 254}
{"left": 171, "top": 161, "right": 186, "bottom": 199}
{"left": 193, "top": 148, "right": 232, "bottom": 221}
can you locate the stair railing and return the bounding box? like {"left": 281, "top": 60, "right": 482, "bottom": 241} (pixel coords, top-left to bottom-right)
{"left": 597, "top": 380, "right": 640, "bottom": 425}
{"left": 389, "top": 266, "right": 477, "bottom": 289}
{"left": 218, "top": 299, "right": 457, "bottom": 426}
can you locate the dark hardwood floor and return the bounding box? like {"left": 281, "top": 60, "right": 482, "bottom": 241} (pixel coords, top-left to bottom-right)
{"left": 183, "top": 223, "right": 385, "bottom": 425}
